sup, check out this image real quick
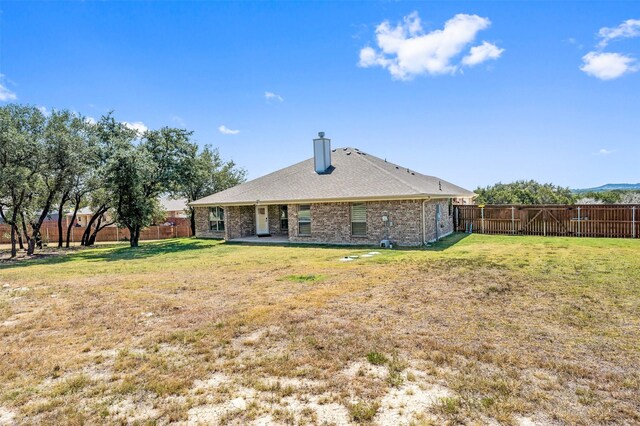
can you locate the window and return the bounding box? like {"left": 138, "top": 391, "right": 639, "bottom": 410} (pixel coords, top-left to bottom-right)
{"left": 448, "top": 198, "right": 453, "bottom": 216}
{"left": 298, "top": 205, "right": 311, "bottom": 235}
{"left": 280, "top": 206, "right": 289, "bottom": 231}
{"left": 351, "top": 203, "right": 366, "bottom": 236}
{"left": 209, "top": 207, "right": 225, "bottom": 231}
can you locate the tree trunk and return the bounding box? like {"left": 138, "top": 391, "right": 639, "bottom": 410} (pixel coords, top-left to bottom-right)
{"left": 66, "top": 200, "right": 81, "bottom": 248}
{"left": 27, "top": 238, "right": 37, "bottom": 256}
{"left": 81, "top": 206, "right": 107, "bottom": 246}
{"left": 10, "top": 210, "right": 18, "bottom": 258}
{"left": 189, "top": 207, "right": 196, "bottom": 236}
{"left": 57, "top": 191, "right": 69, "bottom": 248}
{"left": 26, "top": 190, "right": 56, "bottom": 255}
{"left": 89, "top": 219, "right": 115, "bottom": 246}
{"left": 15, "top": 224, "right": 24, "bottom": 250}
{"left": 129, "top": 226, "right": 140, "bottom": 247}
{"left": 0, "top": 207, "right": 23, "bottom": 252}
{"left": 87, "top": 214, "right": 103, "bottom": 246}
{"left": 20, "top": 212, "right": 32, "bottom": 255}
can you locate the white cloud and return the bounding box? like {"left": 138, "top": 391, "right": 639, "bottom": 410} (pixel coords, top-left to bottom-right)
{"left": 0, "top": 76, "right": 17, "bottom": 102}
{"left": 85, "top": 116, "right": 97, "bottom": 125}
{"left": 596, "top": 148, "right": 614, "bottom": 155}
{"left": 171, "top": 115, "right": 186, "bottom": 127}
{"left": 462, "top": 41, "right": 505, "bottom": 66}
{"left": 358, "top": 11, "right": 502, "bottom": 79}
{"left": 265, "top": 91, "right": 284, "bottom": 102}
{"left": 37, "top": 106, "right": 50, "bottom": 116}
{"left": 580, "top": 51, "right": 638, "bottom": 80}
{"left": 218, "top": 125, "right": 240, "bottom": 135}
{"left": 123, "top": 121, "right": 148, "bottom": 134}
{"left": 597, "top": 19, "right": 640, "bottom": 48}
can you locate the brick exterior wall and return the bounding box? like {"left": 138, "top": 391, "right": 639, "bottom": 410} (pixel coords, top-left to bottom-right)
{"left": 268, "top": 205, "right": 288, "bottom": 236}
{"left": 194, "top": 206, "right": 225, "bottom": 239}
{"left": 288, "top": 199, "right": 450, "bottom": 246}
{"left": 195, "top": 199, "right": 453, "bottom": 246}
{"left": 423, "top": 199, "right": 454, "bottom": 242}
{"left": 225, "top": 206, "right": 255, "bottom": 239}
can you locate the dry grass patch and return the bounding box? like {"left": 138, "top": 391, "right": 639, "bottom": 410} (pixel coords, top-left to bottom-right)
{"left": 1, "top": 235, "right": 639, "bottom": 424}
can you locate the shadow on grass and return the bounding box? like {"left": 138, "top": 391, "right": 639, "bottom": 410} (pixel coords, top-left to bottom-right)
{"left": 425, "top": 232, "right": 470, "bottom": 251}
{"left": 0, "top": 238, "right": 216, "bottom": 269}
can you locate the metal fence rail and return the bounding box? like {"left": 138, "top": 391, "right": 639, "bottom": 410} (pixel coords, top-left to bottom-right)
{"left": 454, "top": 204, "right": 640, "bottom": 238}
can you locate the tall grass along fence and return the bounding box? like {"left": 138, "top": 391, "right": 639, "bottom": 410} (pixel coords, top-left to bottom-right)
{"left": 454, "top": 204, "right": 640, "bottom": 238}
{"left": 0, "top": 223, "right": 192, "bottom": 245}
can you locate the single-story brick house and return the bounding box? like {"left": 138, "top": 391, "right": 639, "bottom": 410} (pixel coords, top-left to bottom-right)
{"left": 190, "top": 133, "right": 474, "bottom": 246}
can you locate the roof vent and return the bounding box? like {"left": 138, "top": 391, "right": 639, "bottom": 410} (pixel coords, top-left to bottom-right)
{"left": 313, "top": 132, "right": 331, "bottom": 174}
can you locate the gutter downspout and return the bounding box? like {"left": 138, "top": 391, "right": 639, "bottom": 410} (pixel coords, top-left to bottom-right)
{"left": 435, "top": 203, "right": 439, "bottom": 242}
{"left": 422, "top": 199, "right": 429, "bottom": 245}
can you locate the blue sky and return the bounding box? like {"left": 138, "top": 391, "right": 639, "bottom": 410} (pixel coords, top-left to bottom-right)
{"left": 1, "top": 1, "right": 639, "bottom": 189}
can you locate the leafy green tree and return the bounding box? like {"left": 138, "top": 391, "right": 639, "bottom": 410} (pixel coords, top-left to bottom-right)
{"left": 474, "top": 180, "right": 576, "bottom": 205}
{"left": 175, "top": 146, "right": 246, "bottom": 234}
{"left": 49, "top": 112, "right": 93, "bottom": 248}
{"left": 106, "top": 148, "right": 153, "bottom": 247}
{"left": 20, "top": 110, "right": 93, "bottom": 254}
{"left": 108, "top": 127, "right": 194, "bottom": 247}
{"left": 0, "top": 104, "right": 46, "bottom": 257}
{"left": 79, "top": 113, "right": 137, "bottom": 246}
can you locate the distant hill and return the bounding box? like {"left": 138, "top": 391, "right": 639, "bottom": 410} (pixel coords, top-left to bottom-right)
{"left": 573, "top": 183, "right": 640, "bottom": 193}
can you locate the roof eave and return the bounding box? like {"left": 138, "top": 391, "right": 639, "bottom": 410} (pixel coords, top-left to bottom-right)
{"left": 189, "top": 193, "right": 472, "bottom": 207}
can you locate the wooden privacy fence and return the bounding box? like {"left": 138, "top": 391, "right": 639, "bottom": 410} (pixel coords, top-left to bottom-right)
{"left": 0, "top": 223, "right": 192, "bottom": 245}
{"left": 454, "top": 204, "right": 640, "bottom": 239}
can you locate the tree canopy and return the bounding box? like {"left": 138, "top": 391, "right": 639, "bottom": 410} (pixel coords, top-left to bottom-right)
{"left": 1, "top": 104, "right": 245, "bottom": 255}
{"left": 474, "top": 180, "right": 576, "bottom": 205}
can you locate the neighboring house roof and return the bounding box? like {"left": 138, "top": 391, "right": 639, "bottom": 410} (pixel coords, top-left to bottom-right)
{"left": 159, "top": 195, "right": 189, "bottom": 217}
{"left": 191, "top": 147, "right": 474, "bottom": 206}
{"left": 75, "top": 207, "right": 93, "bottom": 216}
{"left": 68, "top": 197, "right": 188, "bottom": 217}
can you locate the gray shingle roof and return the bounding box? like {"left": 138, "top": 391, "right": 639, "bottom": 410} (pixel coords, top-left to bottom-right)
{"left": 191, "top": 147, "right": 474, "bottom": 206}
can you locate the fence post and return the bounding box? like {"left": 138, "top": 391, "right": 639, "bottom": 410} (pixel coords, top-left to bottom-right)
{"left": 116, "top": 227, "right": 119, "bottom": 241}
{"left": 511, "top": 206, "right": 515, "bottom": 235}
{"left": 481, "top": 207, "right": 485, "bottom": 234}
{"left": 577, "top": 207, "right": 581, "bottom": 237}
{"left": 157, "top": 226, "right": 160, "bottom": 240}
{"left": 633, "top": 206, "right": 636, "bottom": 239}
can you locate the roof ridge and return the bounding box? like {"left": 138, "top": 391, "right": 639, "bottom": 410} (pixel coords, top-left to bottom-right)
{"left": 353, "top": 151, "right": 425, "bottom": 195}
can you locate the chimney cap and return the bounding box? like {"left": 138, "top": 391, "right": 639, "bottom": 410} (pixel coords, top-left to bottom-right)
{"left": 318, "top": 131, "right": 325, "bottom": 138}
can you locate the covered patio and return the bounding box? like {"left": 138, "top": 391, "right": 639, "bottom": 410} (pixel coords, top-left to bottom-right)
{"left": 227, "top": 235, "right": 290, "bottom": 244}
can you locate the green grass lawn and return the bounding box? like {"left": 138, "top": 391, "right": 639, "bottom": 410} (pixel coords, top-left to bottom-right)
{"left": 0, "top": 234, "right": 639, "bottom": 425}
